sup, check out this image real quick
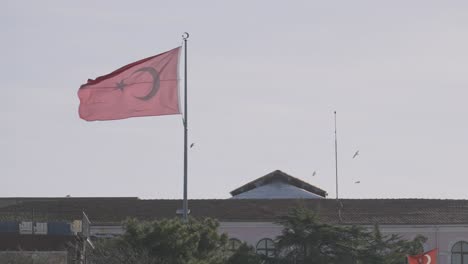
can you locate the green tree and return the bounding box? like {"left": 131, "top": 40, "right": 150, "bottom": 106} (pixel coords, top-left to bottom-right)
{"left": 88, "top": 217, "right": 229, "bottom": 264}
{"left": 87, "top": 208, "right": 426, "bottom": 264}
{"left": 226, "top": 243, "right": 263, "bottom": 264}
{"left": 357, "top": 226, "right": 426, "bottom": 264}
{"left": 275, "top": 207, "right": 426, "bottom": 264}
{"left": 0, "top": 252, "right": 51, "bottom": 264}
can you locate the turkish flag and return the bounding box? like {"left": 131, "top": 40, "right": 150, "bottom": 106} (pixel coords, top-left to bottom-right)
{"left": 408, "top": 249, "right": 437, "bottom": 264}
{"left": 78, "top": 47, "right": 181, "bottom": 121}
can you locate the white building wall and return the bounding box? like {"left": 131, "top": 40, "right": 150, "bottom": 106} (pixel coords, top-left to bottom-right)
{"left": 219, "top": 222, "right": 283, "bottom": 246}
{"left": 90, "top": 225, "right": 125, "bottom": 238}
{"left": 90, "top": 221, "right": 468, "bottom": 264}
{"left": 380, "top": 225, "right": 468, "bottom": 264}
{"left": 219, "top": 221, "right": 468, "bottom": 264}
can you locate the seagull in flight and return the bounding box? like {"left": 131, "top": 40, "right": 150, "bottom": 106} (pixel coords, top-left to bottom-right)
{"left": 312, "top": 171, "right": 317, "bottom": 176}
{"left": 352, "top": 150, "right": 359, "bottom": 159}
{"left": 354, "top": 181, "right": 361, "bottom": 184}
{"left": 190, "top": 143, "right": 195, "bottom": 148}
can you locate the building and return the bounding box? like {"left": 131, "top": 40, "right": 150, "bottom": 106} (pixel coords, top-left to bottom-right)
{"left": 0, "top": 170, "right": 467, "bottom": 264}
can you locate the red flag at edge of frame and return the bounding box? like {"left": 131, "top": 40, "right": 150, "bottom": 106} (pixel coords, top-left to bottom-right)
{"left": 78, "top": 47, "right": 181, "bottom": 121}
{"left": 408, "top": 248, "right": 437, "bottom": 264}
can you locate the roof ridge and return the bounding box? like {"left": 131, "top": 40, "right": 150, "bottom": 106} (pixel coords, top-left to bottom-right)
{"left": 230, "top": 170, "right": 327, "bottom": 198}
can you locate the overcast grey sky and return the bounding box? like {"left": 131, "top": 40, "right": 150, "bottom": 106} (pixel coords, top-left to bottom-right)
{"left": 2, "top": 0, "right": 468, "bottom": 199}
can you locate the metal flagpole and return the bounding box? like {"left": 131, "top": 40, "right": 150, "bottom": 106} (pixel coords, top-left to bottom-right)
{"left": 334, "top": 111, "right": 339, "bottom": 201}
{"left": 182, "top": 32, "right": 189, "bottom": 222}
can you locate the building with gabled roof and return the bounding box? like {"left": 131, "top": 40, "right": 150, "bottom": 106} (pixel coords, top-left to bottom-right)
{"left": 230, "top": 170, "right": 327, "bottom": 199}
{"left": 0, "top": 170, "right": 467, "bottom": 264}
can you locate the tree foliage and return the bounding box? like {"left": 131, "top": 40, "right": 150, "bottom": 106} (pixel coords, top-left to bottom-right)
{"left": 88, "top": 217, "right": 230, "bottom": 264}
{"left": 275, "top": 207, "right": 426, "bottom": 264}
{"left": 87, "top": 208, "right": 426, "bottom": 264}
{"left": 0, "top": 252, "right": 56, "bottom": 264}
{"left": 226, "top": 243, "right": 262, "bottom": 264}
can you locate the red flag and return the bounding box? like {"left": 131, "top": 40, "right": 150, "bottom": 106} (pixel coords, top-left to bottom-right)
{"left": 408, "top": 249, "right": 437, "bottom": 264}
{"left": 78, "top": 47, "right": 181, "bottom": 121}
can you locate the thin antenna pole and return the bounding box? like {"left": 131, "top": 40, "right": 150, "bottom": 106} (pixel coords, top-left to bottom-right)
{"left": 182, "top": 32, "right": 189, "bottom": 222}
{"left": 334, "top": 111, "right": 339, "bottom": 200}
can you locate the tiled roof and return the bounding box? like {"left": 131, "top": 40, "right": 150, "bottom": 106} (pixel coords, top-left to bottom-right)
{"left": 230, "top": 170, "right": 327, "bottom": 198}
{"left": 1, "top": 198, "right": 468, "bottom": 225}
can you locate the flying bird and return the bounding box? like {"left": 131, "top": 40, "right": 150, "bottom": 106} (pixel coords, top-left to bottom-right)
{"left": 312, "top": 171, "right": 317, "bottom": 176}
{"left": 354, "top": 181, "right": 360, "bottom": 184}
{"left": 190, "top": 143, "right": 195, "bottom": 148}
{"left": 352, "top": 150, "right": 359, "bottom": 159}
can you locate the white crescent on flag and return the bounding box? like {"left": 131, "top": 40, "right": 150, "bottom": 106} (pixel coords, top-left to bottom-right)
{"left": 408, "top": 248, "right": 437, "bottom": 264}
{"left": 425, "top": 254, "right": 431, "bottom": 264}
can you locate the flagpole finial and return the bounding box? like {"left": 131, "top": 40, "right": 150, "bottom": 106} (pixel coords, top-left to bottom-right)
{"left": 182, "top": 32, "right": 190, "bottom": 40}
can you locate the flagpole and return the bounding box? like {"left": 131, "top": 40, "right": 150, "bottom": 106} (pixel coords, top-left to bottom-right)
{"left": 334, "top": 111, "right": 339, "bottom": 201}
{"left": 182, "top": 32, "right": 189, "bottom": 222}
